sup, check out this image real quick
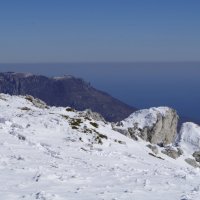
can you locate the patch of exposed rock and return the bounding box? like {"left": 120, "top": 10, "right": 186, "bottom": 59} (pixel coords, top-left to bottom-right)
{"left": 161, "top": 147, "right": 183, "bottom": 159}
{"left": 185, "top": 158, "right": 200, "bottom": 168}
{"left": 114, "top": 107, "right": 178, "bottom": 145}
{"left": 147, "top": 144, "right": 159, "bottom": 155}
{"left": 79, "top": 109, "right": 106, "bottom": 122}
{"left": 112, "top": 127, "right": 138, "bottom": 141}
{"left": 25, "top": 95, "right": 49, "bottom": 109}
{"left": 193, "top": 151, "right": 200, "bottom": 163}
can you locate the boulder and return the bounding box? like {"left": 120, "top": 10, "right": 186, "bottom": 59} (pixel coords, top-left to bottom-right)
{"left": 185, "top": 158, "right": 200, "bottom": 168}
{"left": 193, "top": 151, "right": 200, "bottom": 163}
{"left": 115, "top": 107, "right": 178, "bottom": 145}
{"left": 25, "top": 95, "right": 49, "bottom": 109}
{"left": 161, "top": 147, "right": 182, "bottom": 159}
{"left": 147, "top": 144, "right": 159, "bottom": 155}
{"left": 80, "top": 109, "right": 106, "bottom": 122}
{"left": 112, "top": 127, "right": 138, "bottom": 141}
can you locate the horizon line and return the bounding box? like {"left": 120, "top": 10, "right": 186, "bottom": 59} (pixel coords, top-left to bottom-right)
{"left": 0, "top": 61, "right": 200, "bottom": 64}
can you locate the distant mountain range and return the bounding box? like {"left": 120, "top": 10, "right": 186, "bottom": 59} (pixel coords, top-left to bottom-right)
{"left": 0, "top": 72, "right": 136, "bottom": 122}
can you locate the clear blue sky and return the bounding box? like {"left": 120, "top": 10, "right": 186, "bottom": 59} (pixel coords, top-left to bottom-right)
{"left": 0, "top": 0, "right": 200, "bottom": 63}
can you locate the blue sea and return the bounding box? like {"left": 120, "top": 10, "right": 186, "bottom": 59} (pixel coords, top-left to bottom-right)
{"left": 0, "top": 62, "right": 199, "bottom": 123}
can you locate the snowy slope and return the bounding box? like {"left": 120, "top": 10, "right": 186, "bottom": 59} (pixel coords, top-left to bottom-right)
{"left": 0, "top": 94, "right": 200, "bottom": 200}
{"left": 179, "top": 122, "right": 200, "bottom": 154}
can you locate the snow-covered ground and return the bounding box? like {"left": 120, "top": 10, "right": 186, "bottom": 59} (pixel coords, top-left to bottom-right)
{"left": 121, "top": 107, "right": 169, "bottom": 129}
{"left": 179, "top": 122, "right": 200, "bottom": 154}
{"left": 0, "top": 94, "right": 200, "bottom": 200}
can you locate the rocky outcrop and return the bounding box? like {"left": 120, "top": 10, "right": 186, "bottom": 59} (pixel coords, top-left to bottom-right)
{"left": 0, "top": 72, "right": 136, "bottom": 122}
{"left": 79, "top": 109, "right": 106, "bottom": 122}
{"left": 25, "top": 95, "right": 49, "bottom": 109}
{"left": 114, "top": 107, "right": 178, "bottom": 145}
{"left": 161, "top": 147, "right": 183, "bottom": 159}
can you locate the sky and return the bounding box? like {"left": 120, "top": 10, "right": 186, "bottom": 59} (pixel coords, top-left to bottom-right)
{"left": 0, "top": 0, "right": 200, "bottom": 63}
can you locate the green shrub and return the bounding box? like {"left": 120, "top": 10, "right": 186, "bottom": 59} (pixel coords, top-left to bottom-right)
{"left": 97, "top": 133, "right": 108, "bottom": 140}
{"left": 72, "top": 126, "right": 78, "bottom": 130}
{"left": 84, "top": 116, "right": 91, "bottom": 121}
{"left": 21, "top": 107, "right": 31, "bottom": 111}
{"left": 90, "top": 122, "right": 99, "bottom": 128}
{"left": 66, "top": 107, "right": 75, "bottom": 112}
{"left": 70, "top": 118, "right": 82, "bottom": 126}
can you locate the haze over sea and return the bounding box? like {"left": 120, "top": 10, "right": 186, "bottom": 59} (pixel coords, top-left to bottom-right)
{"left": 0, "top": 62, "right": 199, "bottom": 123}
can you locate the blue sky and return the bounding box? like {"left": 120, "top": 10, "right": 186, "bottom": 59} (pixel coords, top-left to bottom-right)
{"left": 0, "top": 0, "right": 200, "bottom": 63}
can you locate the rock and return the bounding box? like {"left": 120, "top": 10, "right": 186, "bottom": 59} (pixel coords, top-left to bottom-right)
{"left": 127, "top": 128, "right": 139, "bottom": 141}
{"left": 112, "top": 127, "right": 138, "bottom": 141}
{"left": 0, "top": 94, "right": 7, "bottom": 101}
{"left": 25, "top": 95, "right": 49, "bottom": 109}
{"left": 116, "top": 107, "right": 178, "bottom": 145}
{"left": 112, "top": 127, "right": 129, "bottom": 135}
{"left": 185, "top": 158, "right": 200, "bottom": 168}
{"left": 193, "top": 151, "right": 200, "bottom": 163}
{"left": 80, "top": 109, "right": 105, "bottom": 122}
{"left": 147, "top": 144, "right": 159, "bottom": 154}
{"left": 161, "top": 147, "right": 182, "bottom": 159}
{"left": 177, "top": 147, "right": 184, "bottom": 155}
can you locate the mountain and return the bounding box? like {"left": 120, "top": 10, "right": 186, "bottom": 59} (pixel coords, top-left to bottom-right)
{"left": 0, "top": 93, "right": 200, "bottom": 200}
{"left": 0, "top": 72, "right": 136, "bottom": 122}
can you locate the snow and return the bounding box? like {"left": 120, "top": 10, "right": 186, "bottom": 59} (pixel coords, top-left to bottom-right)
{"left": 11, "top": 72, "right": 33, "bottom": 78}
{"left": 53, "top": 75, "right": 73, "bottom": 80}
{"left": 179, "top": 122, "right": 200, "bottom": 154}
{"left": 121, "top": 107, "right": 170, "bottom": 129}
{"left": 0, "top": 94, "right": 200, "bottom": 200}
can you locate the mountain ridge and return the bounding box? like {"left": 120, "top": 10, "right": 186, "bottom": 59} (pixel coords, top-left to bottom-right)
{"left": 0, "top": 72, "right": 136, "bottom": 122}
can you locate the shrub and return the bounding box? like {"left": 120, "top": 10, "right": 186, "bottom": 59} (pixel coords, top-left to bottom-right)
{"left": 66, "top": 107, "right": 75, "bottom": 112}
{"left": 97, "top": 133, "right": 108, "bottom": 140}
{"left": 84, "top": 116, "right": 91, "bottom": 121}
{"left": 90, "top": 122, "right": 99, "bottom": 128}
{"left": 21, "top": 107, "right": 31, "bottom": 111}
{"left": 72, "top": 126, "right": 78, "bottom": 130}
{"left": 70, "top": 118, "right": 82, "bottom": 126}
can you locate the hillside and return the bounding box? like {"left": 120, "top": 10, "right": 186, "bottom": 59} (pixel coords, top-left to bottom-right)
{"left": 0, "top": 72, "right": 136, "bottom": 122}
{"left": 0, "top": 94, "right": 200, "bottom": 200}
